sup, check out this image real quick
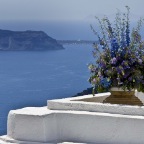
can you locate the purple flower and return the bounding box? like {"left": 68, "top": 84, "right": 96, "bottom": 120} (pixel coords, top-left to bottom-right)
{"left": 100, "top": 61, "right": 106, "bottom": 68}
{"left": 91, "top": 68, "right": 96, "bottom": 72}
{"left": 121, "top": 61, "right": 130, "bottom": 69}
{"left": 138, "top": 59, "right": 142, "bottom": 64}
{"left": 92, "top": 78, "right": 96, "bottom": 84}
{"left": 124, "top": 72, "right": 130, "bottom": 78}
{"left": 116, "top": 66, "right": 124, "bottom": 74}
{"left": 128, "top": 77, "right": 132, "bottom": 81}
{"left": 98, "top": 71, "right": 102, "bottom": 76}
{"left": 111, "top": 57, "right": 117, "bottom": 64}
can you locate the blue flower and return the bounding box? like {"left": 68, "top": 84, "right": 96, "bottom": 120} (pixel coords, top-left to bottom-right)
{"left": 126, "top": 21, "right": 130, "bottom": 46}
{"left": 100, "top": 77, "right": 111, "bottom": 88}
{"left": 110, "top": 38, "right": 119, "bottom": 57}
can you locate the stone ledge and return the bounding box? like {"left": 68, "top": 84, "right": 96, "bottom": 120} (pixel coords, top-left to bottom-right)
{"left": 0, "top": 135, "right": 85, "bottom": 144}
{"left": 1, "top": 106, "right": 144, "bottom": 144}
{"left": 48, "top": 92, "right": 144, "bottom": 116}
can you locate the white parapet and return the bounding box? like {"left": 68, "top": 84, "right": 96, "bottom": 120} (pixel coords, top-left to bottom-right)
{"left": 1, "top": 92, "right": 144, "bottom": 143}
{"left": 7, "top": 107, "right": 58, "bottom": 143}
{"left": 48, "top": 92, "right": 144, "bottom": 116}
{"left": 1, "top": 105, "right": 144, "bottom": 144}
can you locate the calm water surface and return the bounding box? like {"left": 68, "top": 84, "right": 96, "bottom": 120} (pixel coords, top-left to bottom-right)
{"left": 0, "top": 44, "right": 93, "bottom": 135}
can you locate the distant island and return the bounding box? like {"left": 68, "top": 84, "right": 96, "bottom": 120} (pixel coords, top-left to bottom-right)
{"left": 0, "top": 29, "right": 64, "bottom": 51}
{"left": 57, "top": 40, "right": 96, "bottom": 45}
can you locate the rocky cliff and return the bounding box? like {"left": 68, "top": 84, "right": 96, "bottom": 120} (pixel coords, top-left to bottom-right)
{"left": 0, "top": 29, "right": 64, "bottom": 51}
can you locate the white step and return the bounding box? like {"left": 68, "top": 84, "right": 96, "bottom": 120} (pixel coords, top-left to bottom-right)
{"left": 1, "top": 106, "right": 144, "bottom": 143}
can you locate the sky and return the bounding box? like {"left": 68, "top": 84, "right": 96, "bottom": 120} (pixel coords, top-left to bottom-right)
{"left": 0, "top": 0, "right": 143, "bottom": 21}
{"left": 0, "top": 0, "right": 144, "bottom": 40}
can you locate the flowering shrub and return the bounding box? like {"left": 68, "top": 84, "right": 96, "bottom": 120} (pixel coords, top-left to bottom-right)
{"left": 88, "top": 6, "right": 144, "bottom": 94}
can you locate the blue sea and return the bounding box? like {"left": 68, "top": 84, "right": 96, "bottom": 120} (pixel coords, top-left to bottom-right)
{"left": 0, "top": 44, "right": 94, "bottom": 135}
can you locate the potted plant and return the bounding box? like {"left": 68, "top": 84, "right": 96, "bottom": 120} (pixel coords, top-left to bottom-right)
{"left": 88, "top": 6, "right": 144, "bottom": 105}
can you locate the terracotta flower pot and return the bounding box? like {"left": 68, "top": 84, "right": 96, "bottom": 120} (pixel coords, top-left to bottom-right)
{"left": 110, "top": 87, "right": 135, "bottom": 97}
{"left": 103, "top": 87, "right": 143, "bottom": 106}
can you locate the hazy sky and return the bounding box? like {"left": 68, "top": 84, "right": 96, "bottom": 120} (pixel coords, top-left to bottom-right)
{"left": 0, "top": 0, "right": 143, "bottom": 40}
{"left": 0, "top": 0, "right": 143, "bottom": 21}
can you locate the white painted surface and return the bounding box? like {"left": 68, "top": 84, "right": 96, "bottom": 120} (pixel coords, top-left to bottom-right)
{"left": 7, "top": 107, "right": 58, "bottom": 143}
{"left": 136, "top": 91, "right": 144, "bottom": 103}
{"left": 48, "top": 92, "right": 144, "bottom": 116}
{"left": 1, "top": 92, "right": 144, "bottom": 143}
{"left": 0, "top": 135, "right": 83, "bottom": 144}
{"left": 1, "top": 106, "right": 144, "bottom": 144}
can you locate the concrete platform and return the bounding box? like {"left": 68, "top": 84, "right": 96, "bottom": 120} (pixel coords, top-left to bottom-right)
{"left": 1, "top": 92, "right": 144, "bottom": 143}
{"left": 0, "top": 135, "right": 84, "bottom": 144}
{"left": 48, "top": 92, "right": 144, "bottom": 116}
{"left": 1, "top": 106, "right": 144, "bottom": 143}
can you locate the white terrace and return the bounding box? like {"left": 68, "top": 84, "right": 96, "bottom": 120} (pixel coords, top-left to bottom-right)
{"left": 1, "top": 91, "right": 144, "bottom": 144}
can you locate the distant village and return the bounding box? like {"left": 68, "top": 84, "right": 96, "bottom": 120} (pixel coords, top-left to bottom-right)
{"left": 57, "top": 40, "right": 96, "bottom": 45}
